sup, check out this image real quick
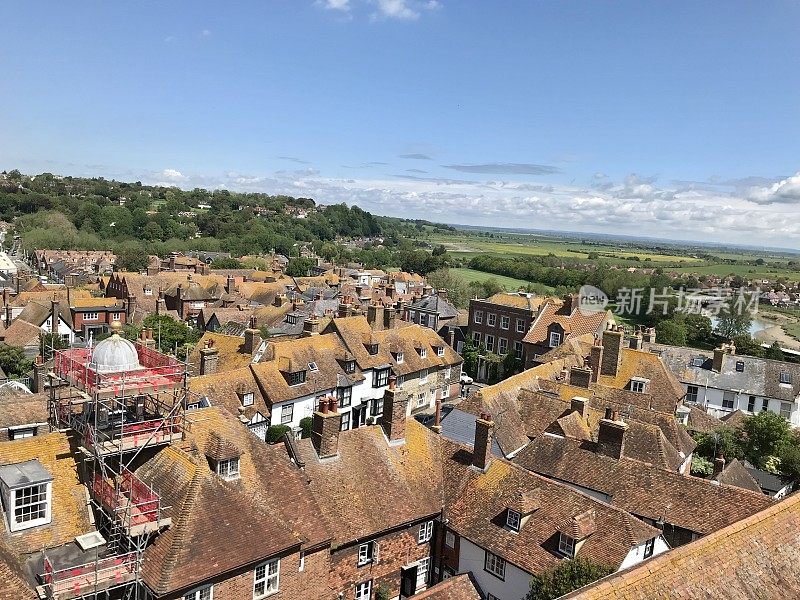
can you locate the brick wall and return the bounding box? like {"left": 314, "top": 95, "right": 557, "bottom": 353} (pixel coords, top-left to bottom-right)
{"left": 162, "top": 547, "right": 334, "bottom": 600}
{"left": 329, "top": 519, "right": 435, "bottom": 598}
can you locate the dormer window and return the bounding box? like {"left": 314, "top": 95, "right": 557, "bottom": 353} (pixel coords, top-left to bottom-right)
{"left": 549, "top": 331, "right": 562, "bottom": 348}
{"left": 631, "top": 377, "right": 649, "bottom": 393}
{"left": 242, "top": 392, "right": 254, "bottom": 407}
{"left": 506, "top": 509, "right": 521, "bottom": 532}
{"left": 780, "top": 371, "right": 792, "bottom": 385}
{"left": 0, "top": 460, "right": 53, "bottom": 532}
{"left": 143, "top": 287, "right": 153, "bottom": 296}
{"left": 396, "top": 352, "right": 404, "bottom": 364}
{"left": 344, "top": 360, "right": 356, "bottom": 374}
{"left": 217, "top": 457, "right": 240, "bottom": 480}
{"left": 436, "top": 346, "right": 445, "bottom": 357}
{"left": 287, "top": 370, "right": 306, "bottom": 386}
{"left": 366, "top": 343, "right": 379, "bottom": 355}
{"left": 419, "top": 347, "right": 427, "bottom": 359}
{"left": 558, "top": 532, "right": 575, "bottom": 557}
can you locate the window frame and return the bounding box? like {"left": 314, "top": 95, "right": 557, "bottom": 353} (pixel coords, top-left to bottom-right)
{"left": 472, "top": 332, "right": 481, "bottom": 345}
{"left": 340, "top": 411, "right": 351, "bottom": 431}
{"left": 487, "top": 313, "right": 497, "bottom": 327}
{"left": 253, "top": 558, "right": 280, "bottom": 598}
{"left": 371, "top": 398, "right": 384, "bottom": 417}
{"left": 418, "top": 520, "right": 433, "bottom": 544}
{"left": 445, "top": 530, "right": 455, "bottom": 548}
{"left": 357, "top": 542, "right": 375, "bottom": 567}
{"left": 184, "top": 584, "right": 213, "bottom": 600}
{"left": 337, "top": 386, "right": 352, "bottom": 407}
{"left": 473, "top": 310, "right": 484, "bottom": 324}
{"left": 722, "top": 390, "right": 736, "bottom": 410}
{"left": 419, "top": 368, "right": 428, "bottom": 384}
{"left": 12, "top": 483, "right": 50, "bottom": 529}
{"left": 506, "top": 509, "right": 521, "bottom": 532}
{"left": 516, "top": 318, "right": 526, "bottom": 333}
{"left": 780, "top": 371, "right": 792, "bottom": 384}
{"left": 354, "top": 580, "right": 372, "bottom": 600}
{"left": 372, "top": 368, "right": 390, "bottom": 388}
{"left": 416, "top": 556, "right": 430, "bottom": 588}
{"left": 747, "top": 395, "right": 756, "bottom": 412}
{"left": 735, "top": 360, "right": 745, "bottom": 372}
{"left": 549, "top": 331, "right": 561, "bottom": 348}
{"left": 217, "top": 457, "right": 240, "bottom": 481}
{"left": 500, "top": 315, "right": 510, "bottom": 330}
{"left": 498, "top": 337, "right": 508, "bottom": 356}
{"left": 280, "top": 403, "right": 294, "bottom": 425}
{"left": 780, "top": 402, "right": 792, "bottom": 420}
{"left": 643, "top": 537, "right": 655, "bottom": 559}
{"left": 485, "top": 335, "right": 495, "bottom": 352}
{"left": 558, "top": 532, "right": 575, "bottom": 557}
{"left": 762, "top": 398, "right": 769, "bottom": 412}
{"left": 514, "top": 340, "right": 523, "bottom": 359}
{"left": 287, "top": 370, "right": 306, "bottom": 386}
{"left": 484, "top": 550, "right": 506, "bottom": 580}
{"left": 686, "top": 385, "right": 699, "bottom": 403}
{"left": 242, "top": 392, "right": 255, "bottom": 407}
{"left": 631, "top": 378, "right": 647, "bottom": 394}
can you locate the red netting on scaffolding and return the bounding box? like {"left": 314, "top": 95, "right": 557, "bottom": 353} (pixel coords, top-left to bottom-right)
{"left": 42, "top": 552, "right": 137, "bottom": 598}
{"left": 82, "top": 414, "right": 182, "bottom": 453}
{"left": 54, "top": 344, "right": 183, "bottom": 397}
{"left": 91, "top": 468, "right": 160, "bottom": 527}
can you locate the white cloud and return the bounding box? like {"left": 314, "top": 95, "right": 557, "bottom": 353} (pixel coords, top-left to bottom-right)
{"left": 201, "top": 29, "right": 212, "bottom": 36}
{"left": 746, "top": 172, "right": 800, "bottom": 205}
{"left": 130, "top": 166, "right": 800, "bottom": 247}
{"left": 373, "top": 0, "right": 420, "bottom": 19}
{"left": 318, "top": 0, "right": 352, "bottom": 10}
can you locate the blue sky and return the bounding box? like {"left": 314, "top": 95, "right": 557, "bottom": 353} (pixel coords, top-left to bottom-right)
{"left": 1, "top": 1, "right": 799, "bottom": 246}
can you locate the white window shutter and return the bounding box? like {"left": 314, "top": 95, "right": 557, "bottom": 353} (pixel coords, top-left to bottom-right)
{"left": 374, "top": 541, "right": 380, "bottom": 564}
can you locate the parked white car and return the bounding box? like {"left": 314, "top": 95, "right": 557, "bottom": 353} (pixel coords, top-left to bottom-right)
{"left": 460, "top": 373, "right": 474, "bottom": 385}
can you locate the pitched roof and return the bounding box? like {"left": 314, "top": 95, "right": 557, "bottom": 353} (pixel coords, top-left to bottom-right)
{"left": 713, "top": 458, "right": 762, "bottom": 493}
{"left": 514, "top": 435, "right": 773, "bottom": 536}
{"left": 0, "top": 390, "right": 48, "bottom": 429}
{"left": 441, "top": 438, "right": 660, "bottom": 575}
{"left": 1, "top": 319, "right": 43, "bottom": 348}
{"left": 189, "top": 365, "right": 269, "bottom": 422}
{"left": 408, "top": 294, "right": 459, "bottom": 319}
{"left": 561, "top": 492, "right": 800, "bottom": 600}
{"left": 0, "top": 541, "right": 37, "bottom": 599}
{"left": 296, "top": 420, "right": 444, "bottom": 547}
{"left": 483, "top": 292, "right": 546, "bottom": 312}
{"left": 188, "top": 332, "right": 253, "bottom": 374}
{"left": 412, "top": 573, "right": 482, "bottom": 600}
{"left": 139, "top": 407, "right": 330, "bottom": 596}
{"left": 0, "top": 432, "right": 93, "bottom": 555}
{"left": 523, "top": 301, "right": 609, "bottom": 346}
{"left": 683, "top": 404, "right": 723, "bottom": 433}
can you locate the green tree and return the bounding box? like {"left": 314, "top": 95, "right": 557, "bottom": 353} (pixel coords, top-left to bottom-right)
{"left": 285, "top": 257, "right": 315, "bottom": 277}
{"left": 299, "top": 417, "right": 313, "bottom": 439}
{"left": 0, "top": 343, "right": 33, "bottom": 378}
{"left": 138, "top": 314, "right": 200, "bottom": 360}
{"left": 502, "top": 351, "right": 523, "bottom": 378}
{"left": 765, "top": 342, "right": 784, "bottom": 361}
{"left": 527, "top": 558, "right": 615, "bottom": 600}
{"left": 693, "top": 427, "right": 745, "bottom": 462}
{"left": 731, "top": 334, "right": 764, "bottom": 358}
{"left": 655, "top": 319, "right": 687, "bottom": 346}
{"left": 741, "top": 411, "right": 791, "bottom": 469}
{"left": 115, "top": 242, "right": 149, "bottom": 272}
{"left": 461, "top": 338, "right": 479, "bottom": 379}
{"left": 778, "top": 435, "right": 800, "bottom": 482}
{"left": 425, "top": 269, "right": 469, "bottom": 308}
{"left": 714, "top": 301, "right": 753, "bottom": 339}
{"left": 39, "top": 332, "right": 69, "bottom": 361}
{"left": 690, "top": 454, "right": 714, "bottom": 477}
{"left": 266, "top": 424, "right": 291, "bottom": 443}
{"left": 683, "top": 313, "right": 714, "bottom": 347}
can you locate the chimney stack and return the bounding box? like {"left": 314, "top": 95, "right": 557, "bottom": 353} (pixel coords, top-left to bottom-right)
{"left": 4, "top": 303, "right": 11, "bottom": 328}
{"left": 600, "top": 325, "right": 624, "bottom": 377}
{"left": 311, "top": 397, "right": 342, "bottom": 459}
{"left": 226, "top": 275, "right": 235, "bottom": 294}
{"left": 629, "top": 331, "right": 643, "bottom": 350}
{"left": 642, "top": 327, "right": 656, "bottom": 344}
{"left": 200, "top": 340, "right": 220, "bottom": 375}
{"left": 383, "top": 304, "right": 397, "bottom": 329}
{"left": 50, "top": 298, "right": 60, "bottom": 332}
{"left": 571, "top": 397, "right": 589, "bottom": 420}
{"left": 569, "top": 365, "right": 592, "bottom": 389}
{"left": 244, "top": 317, "right": 262, "bottom": 354}
{"left": 1, "top": 288, "right": 7, "bottom": 306}
{"left": 472, "top": 412, "right": 494, "bottom": 472}
{"left": 302, "top": 317, "right": 320, "bottom": 337}
{"left": 713, "top": 454, "right": 726, "bottom": 478}
{"left": 588, "top": 340, "right": 603, "bottom": 383}
{"left": 712, "top": 346, "right": 725, "bottom": 373}
{"left": 126, "top": 295, "right": 135, "bottom": 320}
{"left": 367, "top": 303, "right": 385, "bottom": 331}
{"left": 32, "top": 355, "right": 46, "bottom": 393}
{"left": 437, "top": 289, "right": 448, "bottom": 301}
{"left": 596, "top": 412, "right": 628, "bottom": 459}
{"left": 380, "top": 375, "right": 408, "bottom": 445}
{"left": 431, "top": 398, "right": 442, "bottom": 434}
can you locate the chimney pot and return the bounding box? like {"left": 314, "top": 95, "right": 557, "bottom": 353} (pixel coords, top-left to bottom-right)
{"left": 472, "top": 414, "right": 494, "bottom": 471}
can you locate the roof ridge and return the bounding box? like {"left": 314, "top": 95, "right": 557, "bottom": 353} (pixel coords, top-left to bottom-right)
{"left": 155, "top": 453, "right": 204, "bottom": 594}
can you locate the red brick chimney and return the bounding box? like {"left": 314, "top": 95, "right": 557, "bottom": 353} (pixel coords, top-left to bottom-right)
{"left": 380, "top": 375, "right": 408, "bottom": 445}
{"left": 243, "top": 317, "right": 261, "bottom": 354}
{"left": 311, "top": 396, "right": 342, "bottom": 459}
{"left": 713, "top": 454, "right": 726, "bottom": 478}
{"left": 600, "top": 325, "right": 624, "bottom": 377}
{"left": 199, "top": 340, "right": 220, "bottom": 375}
{"left": 472, "top": 412, "right": 494, "bottom": 471}
{"left": 596, "top": 411, "right": 628, "bottom": 459}
{"left": 588, "top": 340, "right": 603, "bottom": 383}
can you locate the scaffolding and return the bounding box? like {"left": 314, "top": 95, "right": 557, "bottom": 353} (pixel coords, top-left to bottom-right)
{"left": 41, "top": 340, "right": 187, "bottom": 600}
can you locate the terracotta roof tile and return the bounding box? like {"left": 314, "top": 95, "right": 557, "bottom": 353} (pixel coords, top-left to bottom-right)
{"left": 412, "top": 573, "right": 482, "bottom": 599}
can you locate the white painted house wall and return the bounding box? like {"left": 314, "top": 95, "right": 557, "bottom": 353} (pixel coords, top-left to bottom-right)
{"left": 458, "top": 537, "right": 531, "bottom": 600}
{"left": 683, "top": 382, "right": 800, "bottom": 427}
{"left": 618, "top": 536, "right": 670, "bottom": 570}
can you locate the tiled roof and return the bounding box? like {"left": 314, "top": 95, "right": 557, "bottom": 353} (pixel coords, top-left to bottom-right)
{"left": 16, "top": 300, "right": 73, "bottom": 329}
{"left": 188, "top": 332, "right": 252, "bottom": 374}
{"left": 713, "top": 458, "right": 762, "bottom": 494}
{"left": 523, "top": 301, "right": 609, "bottom": 346}
{"left": 11, "top": 289, "right": 93, "bottom": 307}
{"left": 70, "top": 297, "right": 124, "bottom": 309}
{"left": 596, "top": 348, "right": 686, "bottom": 412}
{"left": 0, "top": 541, "right": 36, "bottom": 599}
{"left": 561, "top": 492, "right": 800, "bottom": 600}
{"left": 514, "top": 435, "right": 773, "bottom": 536}
{"left": 0, "top": 432, "right": 93, "bottom": 555}
{"left": 442, "top": 438, "right": 660, "bottom": 575}
{"left": 684, "top": 404, "right": 723, "bottom": 433}
{"left": 189, "top": 365, "right": 269, "bottom": 422}
{"left": 1, "top": 318, "right": 43, "bottom": 348}
{"left": 0, "top": 390, "right": 48, "bottom": 429}
{"left": 412, "top": 573, "right": 482, "bottom": 600}
{"left": 721, "top": 409, "right": 748, "bottom": 429}
{"left": 140, "top": 407, "right": 331, "bottom": 596}
{"left": 483, "top": 292, "right": 546, "bottom": 312}
{"left": 296, "top": 420, "right": 444, "bottom": 547}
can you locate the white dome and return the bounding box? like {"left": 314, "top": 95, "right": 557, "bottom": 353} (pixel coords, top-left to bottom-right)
{"left": 91, "top": 334, "right": 141, "bottom": 373}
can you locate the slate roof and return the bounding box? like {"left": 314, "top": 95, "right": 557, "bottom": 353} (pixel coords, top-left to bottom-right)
{"left": 745, "top": 464, "right": 789, "bottom": 495}
{"left": 408, "top": 294, "right": 459, "bottom": 319}
{"left": 439, "top": 408, "right": 504, "bottom": 457}
{"left": 514, "top": 435, "right": 773, "bottom": 536}
{"left": 0, "top": 433, "right": 92, "bottom": 555}
{"left": 646, "top": 342, "right": 800, "bottom": 402}
{"left": 441, "top": 438, "right": 660, "bottom": 575}
{"left": 561, "top": 492, "right": 800, "bottom": 600}
{"left": 713, "top": 458, "right": 762, "bottom": 493}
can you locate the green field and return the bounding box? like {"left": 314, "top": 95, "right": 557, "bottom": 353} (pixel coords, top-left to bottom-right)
{"left": 451, "top": 268, "right": 555, "bottom": 293}
{"left": 431, "top": 234, "right": 703, "bottom": 264}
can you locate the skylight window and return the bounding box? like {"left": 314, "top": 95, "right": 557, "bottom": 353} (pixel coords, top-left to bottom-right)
{"left": 308, "top": 362, "right": 318, "bottom": 372}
